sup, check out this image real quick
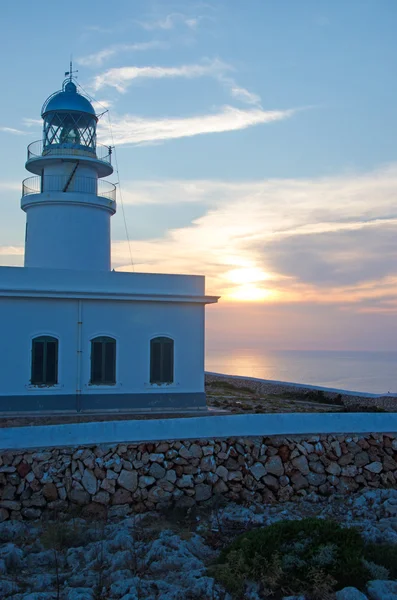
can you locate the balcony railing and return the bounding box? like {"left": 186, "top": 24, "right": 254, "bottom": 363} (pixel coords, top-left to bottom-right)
{"left": 22, "top": 175, "right": 116, "bottom": 202}
{"left": 27, "top": 140, "right": 112, "bottom": 165}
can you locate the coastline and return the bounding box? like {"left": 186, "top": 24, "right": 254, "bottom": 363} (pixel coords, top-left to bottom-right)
{"left": 205, "top": 371, "right": 397, "bottom": 412}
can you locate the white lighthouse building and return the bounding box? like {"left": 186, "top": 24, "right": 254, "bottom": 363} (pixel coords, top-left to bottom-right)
{"left": 0, "top": 73, "right": 218, "bottom": 413}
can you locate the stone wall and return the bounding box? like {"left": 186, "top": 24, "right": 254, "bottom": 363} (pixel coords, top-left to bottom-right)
{"left": 0, "top": 432, "right": 396, "bottom": 522}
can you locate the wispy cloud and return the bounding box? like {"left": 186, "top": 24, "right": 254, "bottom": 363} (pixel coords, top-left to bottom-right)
{"left": 0, "top": 126, "right": 27, "bottom": 135}
{"left": 138, "top": 13, "right": 201, "bottom": 31}
{"left": 77, "top": 41, "right": 165, "bottom": 68}
{"left": 0, "top": 246, "right": 24, "bottom": 256}
{"left": 22, "top": 118, "right": 42, "bottom": 128}
{"left": 93, "top": 58, "right": 230, "bottom": 92}
{"left": 99, "top": 105, "right": 296, "bottom": 145}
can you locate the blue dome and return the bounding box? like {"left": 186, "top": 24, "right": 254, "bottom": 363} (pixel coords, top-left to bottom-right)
{"left": 42, "top": 81, "right": 96, "bottom": 118}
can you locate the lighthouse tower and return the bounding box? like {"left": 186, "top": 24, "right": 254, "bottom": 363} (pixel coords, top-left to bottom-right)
{"left": 21, "top": 73, "right": 116, "bottom": 271}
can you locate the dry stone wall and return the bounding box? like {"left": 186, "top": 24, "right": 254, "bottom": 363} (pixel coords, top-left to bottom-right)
{"left": 0, "top": 432, "right": 397, "bottom": 522}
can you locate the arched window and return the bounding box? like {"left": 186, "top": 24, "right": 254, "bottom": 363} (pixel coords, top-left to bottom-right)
{"left": 31, "top": 336, "right": 58, "bottom": 385}
{"left": 90, "top": 337, "right": 116, "bottom": 385}
{"left": 150, "top": 337, "right": 174, "bottom": 384}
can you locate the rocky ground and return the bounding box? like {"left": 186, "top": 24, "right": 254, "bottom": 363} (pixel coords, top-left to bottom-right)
{"left": 0, "top": 487, "right": 397, "bottom": 599}
{"left": 1, "top": 375, "right": 394, "bottom": 430}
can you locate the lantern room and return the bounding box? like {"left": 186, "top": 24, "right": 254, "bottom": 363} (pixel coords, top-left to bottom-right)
{"left": 41, "top": 80, "right": 98, "bottom": 154}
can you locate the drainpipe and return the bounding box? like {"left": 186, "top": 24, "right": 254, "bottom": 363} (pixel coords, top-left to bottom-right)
{"left": 76, "top": 299, "right": 83, "bottom": 412}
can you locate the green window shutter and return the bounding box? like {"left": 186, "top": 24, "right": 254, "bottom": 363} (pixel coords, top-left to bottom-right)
{"left": 104, "top": 340, "right": 116, "bottom": 384}
{"left": 163, "top": 339, "right": 174, "bottom": 384}
{"left": 91, "top": 337, "right": 116, "bottom": 385}
{"left": 46, "top": 340, "right": 58, "bottom": 384}
{"left": 31, "top": 339, "right": 44, "bottom": 384}
{"left": 150, "top": 337, "right": 174, "bottom": 384}
{"left": 31, "top": 337, "right": 58, "bottom": 385}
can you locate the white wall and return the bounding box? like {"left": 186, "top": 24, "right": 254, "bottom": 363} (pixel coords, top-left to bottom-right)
{"left": 0, "top": 412, "right": 396, "bottom": 451}
{"left": 0, "top": 297, "right": 205, "bottom": 397}
{"left": 23, "top": 196, "right": 114, "bottom": 271}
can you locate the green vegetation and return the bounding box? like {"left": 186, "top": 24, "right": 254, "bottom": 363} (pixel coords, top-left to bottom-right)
{"left": 212, "top": 518, "right": 397, "bottom": 599}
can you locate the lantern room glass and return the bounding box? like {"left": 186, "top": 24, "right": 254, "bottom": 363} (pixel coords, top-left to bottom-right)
{"left": 43, "top": 111, "right": 97, "bottom": 153}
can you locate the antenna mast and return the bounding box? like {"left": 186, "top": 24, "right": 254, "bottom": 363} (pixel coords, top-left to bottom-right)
{"left": 64, "top": 56, "right": 78, "bottom": 81}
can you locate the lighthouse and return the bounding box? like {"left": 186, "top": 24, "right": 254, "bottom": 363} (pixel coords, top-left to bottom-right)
{"left": 22, "top": 74, "right": 116, "bottom": 271}
{"left": 0, "top": 69, "right": 218, "bottom": 414}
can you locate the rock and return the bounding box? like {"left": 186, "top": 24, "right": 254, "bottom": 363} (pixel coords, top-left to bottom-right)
{"left": 365, "top": 462, "right": 383, "bottom": 474}
{"left": 0, "top": 508, "right": 9, "bottom": 522}
{"left": 108, "top": 505, "right": 131, "bottom": 518}
{"left": 117, "top": 470, "right": 138, "bottom": 492}
{"left": 291, "top": 473, "right": 309, "bottom": 490}
{"left": 306, "top": 472, "right": 327, "bottom": 486}
{"left": 0, "top": 500, "right": 21, "bottom": 511}
{"left": 175, "top": 495, "right": 196, "bottom": 509}
{"left": 147, "top": 486, "right": 172, "bottom": 503}
{"left": 189, "top": 444, "right": 203, "bottom": 458}
{"left": 195, "top": 484, "right": 212, "bottom": 502}
{"left": 263, "top": 475, "right": 279, "bottom": 491}
{"left": 250, "top": 462, "right": 267, "bottom": 481}
{"left": 101, "top": 478, "right": 115, "bottom": 493}
{"left": 291, "top": 455, "right": 309, "bottom": 475}
{"left": 279, "top": 446, "right": 290, "bottom": 461}
{"left": 149, "top": 462, "right": 166, "bottom": 480}
{"left": 112, "top": 489, "right": 132, "bottom": 505}
{"left": 139, "top": 476, "right": 156, "bottom": 488}
{"left": 70, "top": 489, "right": 90, "bottom": 506}
{"left": 355, "top": 452, "right": 370, "bottom": 467}
{"left": 310, "top": 461, "right": 325, "bottom": 474}
{"left": 202, "top": 446, "right": 214, "bottom": 456}
{"left": 42, "top": 483, "right": 58, "bottom": 501}
{"left": 176, "top": 475, "right": 194, "bottom": 488}
{"left": 21, "top": 508, "right": 41, "bottom": 520}
{"left": 200, "top": 456, "right": 216, "bottom": 472}
{"left": 166, "top": 470, "right": 177, "bottom": 484}
{"left": 266, "top": 455, "right": 284, "bottom": 476}
{"left": 81, "top": 469, "right": 97, "bottom": 495}
{"left": 326, "top": 462, "right": 341, "bottom": 476}
{"left": 367, "top": 580, "right": 397, "bottom": 599}
{"left": 216, "top": 465, "right": 229, "bottom": 481}
{"left": 336, "top": 587, "right": 368, "bottom": 599}
{"left": 341, "top": 466, "right": 359, "bottom": 477}
{"left": 213, "top": 479, "right": 228, "bottom": 494}
{"left": 383, "top": 456, "right": 397, "bottom": 471}
{"left": 339, "top": 453, "right": 354, "bottom": 466}
{"left": 228, "top": 471, "right": 243, "bottom": 481}
{"left": 149, "top": 453, "right": 164, "bottom": 462}
{"left": 93, "top": 491, "right": 110, "bottom": 505}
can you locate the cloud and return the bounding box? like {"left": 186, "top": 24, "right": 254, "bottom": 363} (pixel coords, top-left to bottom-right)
{"left": 0, "top": 127, "right": 27, "bottom": 135}
{"left": 109, "top": 165, "right": 397, "bottom": 309}
{"left": 138, "top": 13, "right": 201, "bottom": 31}
{"left": 22, "top": 118, "right": 42, "bottom": 128}
{"left": 99, "top": 105, "right": 296, "bottom": 145}
{"left": 0, "top": 246, "right": 24, "bottom": 256}
{"left": 77, "top": 41, "right": 165, "bottom": 68}
{"left": 92, "top": 58, "right": 231, "bottom": 92}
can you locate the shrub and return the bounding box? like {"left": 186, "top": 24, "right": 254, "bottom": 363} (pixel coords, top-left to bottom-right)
{"left": 212, "top": 518, "right": 396, "bottom": 599}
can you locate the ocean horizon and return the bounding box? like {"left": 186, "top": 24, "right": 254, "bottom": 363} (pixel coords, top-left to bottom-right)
{"left": 205, "top": 348, "right": 397, "bottom": 395}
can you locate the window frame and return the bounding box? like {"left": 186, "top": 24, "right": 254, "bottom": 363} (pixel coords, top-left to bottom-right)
{"left": 90, "top": 336, "right": 116, "bottom": 385}
{"left": 150, "top": 336, "right": 174, "bottom": 385}
{"left": 30, "top": 335, "right": 59, "bottom": 386}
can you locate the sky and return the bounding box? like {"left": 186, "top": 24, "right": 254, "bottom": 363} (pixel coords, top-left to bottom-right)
{"left": 1, "top": 0, "right": 397, "bottom": 352}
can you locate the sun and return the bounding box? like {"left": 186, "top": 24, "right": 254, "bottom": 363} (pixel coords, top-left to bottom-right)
{"left": 223, "top": 266, "right": 277, "bottom": 302}
{"left": 229, "top": 284, "right": 275, "bottom": 302}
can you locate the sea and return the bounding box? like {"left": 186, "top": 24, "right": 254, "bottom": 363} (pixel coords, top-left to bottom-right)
{"left": 205, "top": 349, "right": 397, "bottom": 395}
